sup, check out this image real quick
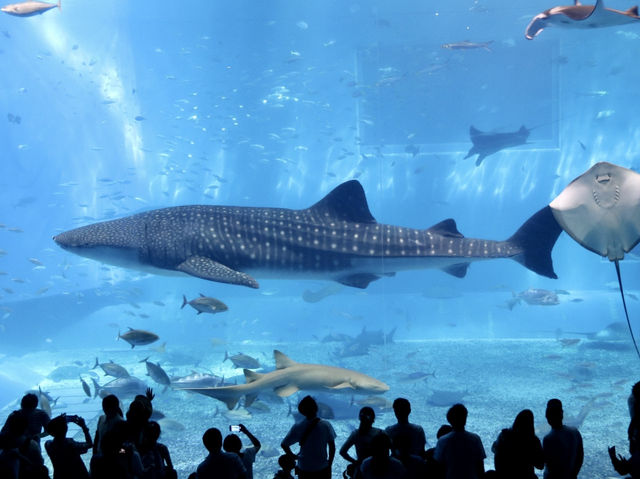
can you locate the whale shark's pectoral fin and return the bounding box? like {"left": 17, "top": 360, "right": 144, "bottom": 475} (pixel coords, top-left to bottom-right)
{"left": 177, "top": 256, "right": 259, "bottom": 288}
{"left": 274, "top": 384, "right": 299, "bottom": 397}
{"left": 442, "top": 263, "right": 470, "bottom": 278}
{"left": 337, "top": 273, "right": 381, "bottom": 289}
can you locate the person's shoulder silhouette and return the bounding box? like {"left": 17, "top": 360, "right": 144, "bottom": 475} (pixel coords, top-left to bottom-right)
{"left": 197, "top": 427, "right": 246, "bottom": 479}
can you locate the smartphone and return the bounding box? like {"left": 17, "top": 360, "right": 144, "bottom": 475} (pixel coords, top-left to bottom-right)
{"left": 229, "top": 425, "right": 241, "bottom": 432}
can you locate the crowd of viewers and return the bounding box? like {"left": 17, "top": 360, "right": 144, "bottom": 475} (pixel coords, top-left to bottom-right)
{"left": 0, "top": 382, "right": 639, "bottom": 478}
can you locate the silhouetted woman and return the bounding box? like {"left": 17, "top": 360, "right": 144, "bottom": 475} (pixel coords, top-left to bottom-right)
{"left": 339, "top": 407, "right": 382, "bottom": 478}
{"left": 491, "top": 409, "right": 543, "bottom": 479}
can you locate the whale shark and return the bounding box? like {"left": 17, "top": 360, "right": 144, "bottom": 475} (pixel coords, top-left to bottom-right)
{"left": 53, "top": 180, "right": 562, "bottom": 289}
{"left": 525, "top": 0, "right": 640, "bottom": 40}
{"left": 464, "top": 125, "right": 530, "bottom": 166}
{"left": 175, "top": 350, "right": 390, "bottom": 409}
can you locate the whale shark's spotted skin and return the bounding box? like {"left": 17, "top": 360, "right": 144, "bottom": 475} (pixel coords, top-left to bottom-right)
{"left": 54, "top": 181, "right": 562, "bottom": 288}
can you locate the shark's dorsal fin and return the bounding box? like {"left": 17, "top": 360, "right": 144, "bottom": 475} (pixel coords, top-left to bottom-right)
{"left": 592, "top": 0, "right": 605, "bottom": 16}
{"left": 274, "top": 350, "right": 297, "bottom": 369}
{"left": 469, "top": 126, "right": 482, "bottom": 137}
{"left": 627, "top": 5, "right": 639, "bottom": 16}
{"left": 243, "top": 369, "right": 263, "bottom": 384}
{"left": 574, "top": 0, "right": 581, "bottom": 4}
{"left": 306, "top": 180, "right": 376, "bottom": 224}
{"left": 426, "top": 219, "right": 464, "bottom": 238}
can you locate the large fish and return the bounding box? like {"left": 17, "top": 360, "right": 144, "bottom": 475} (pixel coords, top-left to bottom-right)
{"left": 464, "top": 125, "right": 530, "bottom": 166}
{"left": 53, "top": 181, "right": 562, "bottom": 289}
{"left": 176, "top": 350, "right": 389, "bottom": 410}
{"left": 550, "top": 162, "right": 640, "bottom": 358}
{"left": 1, "top": 0, "right": 60, "bottom": 16}
{"left": 525, "top": 0, "right": 640, "bottom": 40}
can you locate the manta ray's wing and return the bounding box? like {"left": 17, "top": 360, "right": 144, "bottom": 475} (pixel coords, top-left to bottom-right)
{"left": 525, "top": 0, "right": 602, "bottom": 39}
{"left": 549, "top": 162, "right": 640, "bottom": 261}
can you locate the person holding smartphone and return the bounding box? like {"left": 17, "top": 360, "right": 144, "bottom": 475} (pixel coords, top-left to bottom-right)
{"left": 224, "top": 424, "right": 262, "bottom": 479}
{"left": 44, "top": 414, "right": 93, "bottom": 479}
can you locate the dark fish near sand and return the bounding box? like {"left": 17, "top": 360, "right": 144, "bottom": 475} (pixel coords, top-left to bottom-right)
{"left": 181, "top": 294, "right": 228, "bottom": 314}
{"left": 427, "top": 389, "right": 468, "bottom": 407}
{"left": 93, "top": 358, "right": 130, "bottom": 378}
{"left": 118, "top": 328, "right": 159, "bottom": 348}
{"left": 80, "top": 376, "right": 91, "bottom": 398}
{"left": 224, "top": 351, "right": 260, "bottom": 369}
{"left": 1, "top": 0, "right": 60, "bottom": 16}
{"left": 140, "top": 357, "right": 171, "bottom": 389}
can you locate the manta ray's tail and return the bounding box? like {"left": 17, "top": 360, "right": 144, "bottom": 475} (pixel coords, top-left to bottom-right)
{"left": 507, "top": 206, "right": 562, "bottom": 279}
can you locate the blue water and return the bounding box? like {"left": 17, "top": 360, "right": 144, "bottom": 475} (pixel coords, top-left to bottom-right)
{"left": 1, "top": 0, "right": 639, "bottom": 477}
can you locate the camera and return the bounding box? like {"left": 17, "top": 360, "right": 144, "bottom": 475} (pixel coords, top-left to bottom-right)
{"left": 65, "top": 414, "right": 80, "bottom": 424}
{"left": 229, "top": 425, "right": 241, "bottom": 432}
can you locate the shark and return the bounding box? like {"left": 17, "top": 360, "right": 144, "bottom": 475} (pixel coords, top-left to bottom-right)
{"left": 1, "top": 0, "right": 60, "bottom": 16}
{"left": 175, "top": 350, "right": 390, "bottom": 409}
{"left": 464, "top": 125, "right": 530, "bottom": 166}
{"left": 525, "top": 0, "right": 640, "bottom": 40}
{"left": 53, "top": 180, "right": 562, "bottom": 289}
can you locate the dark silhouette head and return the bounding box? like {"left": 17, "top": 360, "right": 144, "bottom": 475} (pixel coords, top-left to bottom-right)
{"left": 446, "top": 403, "right": 468, "bottom": 431}
{"left": 203, "top": 428, "right": 223, "bottom": 453}
{"left": 359, "top": 406, "right": 375, "bottom": 426}
{"left": 223, "top": 433, "right": 242, "bottom": 453}
{"left": 298, "top": 395, "right": 318, "bottom": 419}
{"left": 436, "top": 424, "right": 453, "bottom": 439}
{"left": 546, "top": 398, "right": 563, "bottom": 429}
{"left": 3, "top": 410, "right": 28, "bottom": 438}
{"left": 392, "top": 397, "right": 411, "bottom": 422}
{"left": 21, "top": 393, "right": 38, "bottom": 411}
{"left": 46, "top": 415, "right": 68, "bottom": 438}
{"left": 370, "top": 432, "right": 392, "bottom": 459}
{"left": 144, "top": 421, "right": 161, "bottom": 444}
{"left": 102, "top": 394, "right": 123, "bottom": 417}
{"left": 632, "top": 381, "right": 640, "bottom": 399}
{"left": 279, "top": 453, "right": 296, "bottom": 472}
{"left": 512, "top": 409, "right": 535, "bottom": 436}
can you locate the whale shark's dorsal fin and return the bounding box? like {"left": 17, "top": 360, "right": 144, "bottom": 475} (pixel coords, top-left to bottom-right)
{"left": 307, "top": 180, "right": 376, "bottom": 224}
{"left": 274, "top": 350, "right": 297, "bottom": 369}
{"left": 427, "top": 219, "right": 464, "bottom": 238}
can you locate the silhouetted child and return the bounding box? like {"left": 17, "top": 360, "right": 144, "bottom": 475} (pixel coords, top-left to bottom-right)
{"left": 359, "top": 432, "right": 406, "bottom": 479}
{"left": 273, "top": 453, "right": 296, "bottom": 479}
{"left": 492, "top": 409, "right": 543, "bottom": 479}
{"left": 90, "top": 421, "right": 144, "bottom": 479}
{"left": 425, "top": 424, "right": 452, "bottom": 479}
{"left": 140, "top": 421, "right": 175, "bottom": 479}
{"left": 196, "top": 427, "right": 246, "bottom": 478}
{"left": 542, "top": 398, "right": 583, "bottom": 479}
{"left": 384, "top": 397, "right": 426, "bottom": 457}
{"left": 223, "top": 424, "right": 261, "bottom": 479}
{"left": 434, "top": 403, "right": 486, "bottom": 479}
{"left": 44, "top": 413, "right": 92, "bottom": 479}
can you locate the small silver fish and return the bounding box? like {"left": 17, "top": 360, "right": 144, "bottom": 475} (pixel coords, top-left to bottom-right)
{"left": 181, "top": 294, "right": 228, "bottom": 315}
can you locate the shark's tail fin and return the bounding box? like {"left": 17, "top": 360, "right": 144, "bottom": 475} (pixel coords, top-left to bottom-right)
{"left": 507, "top": 206, "right": 562, "bottom": 279}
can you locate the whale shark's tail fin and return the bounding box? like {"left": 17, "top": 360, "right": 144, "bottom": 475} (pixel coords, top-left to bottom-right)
{"left": 507, "top": 205, "right": 562, "bottom": 279}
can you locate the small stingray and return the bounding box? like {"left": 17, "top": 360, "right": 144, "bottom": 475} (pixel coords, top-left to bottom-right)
{"left": 550, "top": 162, "right": 640, "bottom": 358}
{"left": 526, "top": 0, "right": 640, "bottom": 40}
{"left": 464, "top": 125, "right": 530, "bottom": 166}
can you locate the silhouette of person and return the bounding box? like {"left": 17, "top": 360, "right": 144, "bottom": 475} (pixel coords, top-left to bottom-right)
{"left": 139, "top": 421, "right": 175, "bottom": 479}
{"left": 223, "top": 424, "right": 261, "bottom": 479}
{"left": 273, "top": 453, "right": 296, "bottom": 479}
{"left": 542, "top": 398, "right": 583, "bottom": 479}
{"left": 434, "top": 403, "right": 486, "bottom": 479}
{"left": 126, "top": 389, "right": 155, "bottom": 450}
{"left": 1, "top": 393, "right": 51, "bottom": 450}
{"left": 384, "top": 397, "right": 426, "bottom": 457}
{"left": 44, "top": 414, "right": 92, "bottom": 479}
{"left": 196, "top": 427, "right": 246, "bottom": 478}
{"left": 491, "top": 409, "right": 543, "bottom": 479}
{"left": 339, "top": 406, "right": 383, "bottom": 478}
{"left": 608, "top": 444, "right": 640, "bottom": 478}
{"left": 90, "top": 421, "right": 144, "bottom": 479}
{"left": 0, "top": 409, "right": 48, "bottom": 479}
{"left": 281, "top": 395, "right": 336, "bottom": 479}
{"left": 628, "top": 382, "right": 640, "bottom": 455}
{"left": 93, "top": 394, "right": 124, "bottom": 458}
{"left": 392, "top": 433, "right": 427, "bottom": 478}
{"left": 359, "top": 432, "right": 406, "bottom": 479}
{"left": 425, "top": 424, "right": 453, "bottom": 479}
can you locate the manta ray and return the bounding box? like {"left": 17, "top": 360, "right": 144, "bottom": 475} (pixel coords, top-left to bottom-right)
{"left": 525, "top": 0, "right": 640, "bottom": 40}
{"left": 550, "top": 162, "right": 640, "bottom": 358}
{"left": 464, "top": 125, "right": 530, "bottom": 166}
